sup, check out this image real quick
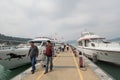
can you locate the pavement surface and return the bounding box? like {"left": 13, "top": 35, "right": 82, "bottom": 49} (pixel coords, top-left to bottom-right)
{"left": 22, "top": 49, "right": 99, "bottom": 80}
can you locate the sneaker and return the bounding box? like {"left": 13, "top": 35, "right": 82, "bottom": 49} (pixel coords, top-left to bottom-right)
{"left": 43, "top": 65, "right": 46, "bottom": 67}
{"left": 31, "top": 70, "right": 35, "bottom": 74}
{"left": 44, "top": 72, "right": 48, "bottom": 74}
{"left": 50, "top": 69, "right": 53, "bottom": 72}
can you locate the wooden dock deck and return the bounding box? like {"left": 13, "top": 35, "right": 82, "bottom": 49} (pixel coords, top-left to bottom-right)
{"left": 20, "top": 49, "right": 100, "bottom": 80}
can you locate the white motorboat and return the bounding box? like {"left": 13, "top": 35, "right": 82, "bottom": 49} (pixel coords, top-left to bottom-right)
{"left": 0, "top": 44, "right": 30, "bottom": 69}
{"left": 28, "top": 37, "right": 58, "bottom": 58}
{"left": 77, "top": 32, "right": 120, "bottom": 65}
{"left": 0, "top": 37, "right": 58, "bottom": 69}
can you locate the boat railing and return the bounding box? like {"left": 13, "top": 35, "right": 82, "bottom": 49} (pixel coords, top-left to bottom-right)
{"left": 95, "top": 42, "right": 120, "bottom": 48}
{"left": 0, "top": 47, "right": 11, "bottom": 50}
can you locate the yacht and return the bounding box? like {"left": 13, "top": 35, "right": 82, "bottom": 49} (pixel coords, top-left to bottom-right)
{"left": 0, "top": 37, "right": 57, "bottom": 69}
{"left": 28, "top": 37, "right": 57, "bottom": 58}
{"left": 77, "top": 32, "right": 120, "bottom": 65}
{"left": 0, "top": 44, "right": 30, "bottom": 69}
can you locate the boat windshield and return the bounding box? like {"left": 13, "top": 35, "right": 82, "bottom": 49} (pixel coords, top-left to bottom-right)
{"left": 32, "top": 41, "right": 43, "bottom": 46}
{"left": 90, "top": 38, "right": 104, "bottom": 43}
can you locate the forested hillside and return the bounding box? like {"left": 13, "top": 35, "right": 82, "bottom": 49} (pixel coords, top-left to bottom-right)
{"left": 0, "top": 33, "right": 31, "bottom": 43}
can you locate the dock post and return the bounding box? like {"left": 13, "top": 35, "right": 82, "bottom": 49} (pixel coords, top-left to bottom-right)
{"left": 79, "top": 51, "right": 84, "bottom": 68}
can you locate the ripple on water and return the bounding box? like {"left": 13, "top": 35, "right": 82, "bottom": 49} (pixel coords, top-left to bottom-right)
{"left": 0, "top": 65, "right": 11, "bottom": 80}
{"left": 0, "top": 64, "right": 31, "bottom": 80}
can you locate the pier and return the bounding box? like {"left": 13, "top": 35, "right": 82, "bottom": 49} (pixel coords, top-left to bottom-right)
{"left": 12, "top": 48, "right": 114, "bottom": 80}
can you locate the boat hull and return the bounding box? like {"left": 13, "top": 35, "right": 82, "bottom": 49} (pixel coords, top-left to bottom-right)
{"left": 0, "top": 48, "right": 30, "bottom": 69}
{"left": 78, "top": 46, "right": 120, "bottom": 65}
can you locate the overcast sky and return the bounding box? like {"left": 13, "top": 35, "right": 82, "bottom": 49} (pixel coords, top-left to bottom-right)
{"left": 0, "top": 0, "right": 120, "bottom": 41}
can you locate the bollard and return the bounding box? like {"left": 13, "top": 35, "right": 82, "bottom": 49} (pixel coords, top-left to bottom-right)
{"left": 79, "top": 51, "right": 83, "bottom": 68}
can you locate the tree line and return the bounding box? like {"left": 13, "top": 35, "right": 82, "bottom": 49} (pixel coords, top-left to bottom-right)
{"left": 0, "top": 33, "right": 31, "bottom": 44}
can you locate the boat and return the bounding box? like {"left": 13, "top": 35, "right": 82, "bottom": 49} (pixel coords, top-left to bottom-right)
{"left": 77, "top": 32, "right": 120, "bottom": 65}
{"left": 28, "top": 37, "right": 58, "bottom": 58}
{"left": 0, "top": 43, "right": 30, "bottom": 69}
{"left": 0, "top": 37, "right": 58, "bottom": 69}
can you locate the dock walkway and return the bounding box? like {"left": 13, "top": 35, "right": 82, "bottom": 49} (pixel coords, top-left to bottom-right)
{"left": 21, "top": 49, "right": 99, "bottom": 80}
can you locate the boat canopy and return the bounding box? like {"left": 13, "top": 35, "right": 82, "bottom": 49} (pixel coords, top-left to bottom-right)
{"left": 28, "top": 37, "right": 54, "bottom": 43}
{"left": 77, "top": 32, "right": 105, "bottom": 41}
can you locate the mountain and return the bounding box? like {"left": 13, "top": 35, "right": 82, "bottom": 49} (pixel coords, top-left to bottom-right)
{"left": 0, "top": 33, "right": 31, "bottom": 44}
{"left": 109, "top": 38, "right": 120, "bottom": 42}
{"left": 66, "top": 40, "right": 77, "bottom": 46}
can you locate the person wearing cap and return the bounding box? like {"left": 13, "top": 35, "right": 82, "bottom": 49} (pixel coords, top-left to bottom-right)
{"left": 28, "top": 41, "right": 39, "bottom": 74}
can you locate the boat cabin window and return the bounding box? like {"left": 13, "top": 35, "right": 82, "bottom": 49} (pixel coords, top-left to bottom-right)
{"left": 42, "top": 41, "right": 55, "bottom": 47}
{"left": 78, "top": 40, "right": 90, "bottom": 47}
{"left": 78, "top": 41, "right": 83, "bottom": 46}
{"left": 91, "top": 39, "right": 103, "bottom": 43}
{"left": 91, "top": 43, "right": 95, "bottom": 47}
{"left": 84, "top": 40, "right": 90, "bottom": 47}
{"left": 42, "top": 42, "right": 46, "bottom": 46}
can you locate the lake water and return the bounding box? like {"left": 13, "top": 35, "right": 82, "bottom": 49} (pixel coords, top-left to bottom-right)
{"left": 96, "top": 61, "right": 120, "bottom": 80}
{"left": 0, "top": 64, "right": 31, "bottom": 80}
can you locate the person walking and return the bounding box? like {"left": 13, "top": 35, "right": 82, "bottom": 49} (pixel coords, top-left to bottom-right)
{"left": 61, "top": 44, "right": 64, "bottom": 52}
{"left": 44, "top": 40, "right": 53, "bottom": 74}
{"left": 66, "top": 44, "right": 69, "bottom": 51}
{"left": 28, "top": 41, "right": 39, "bottom": 74}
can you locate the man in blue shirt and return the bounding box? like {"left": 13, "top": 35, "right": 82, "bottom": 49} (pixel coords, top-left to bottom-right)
{"left": 28, "top": 41, "right": 38, "bottom": 74}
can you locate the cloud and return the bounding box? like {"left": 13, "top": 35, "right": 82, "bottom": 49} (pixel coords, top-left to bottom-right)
{"left": 0, "top": 0, "right": 120, "bottom": 41}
